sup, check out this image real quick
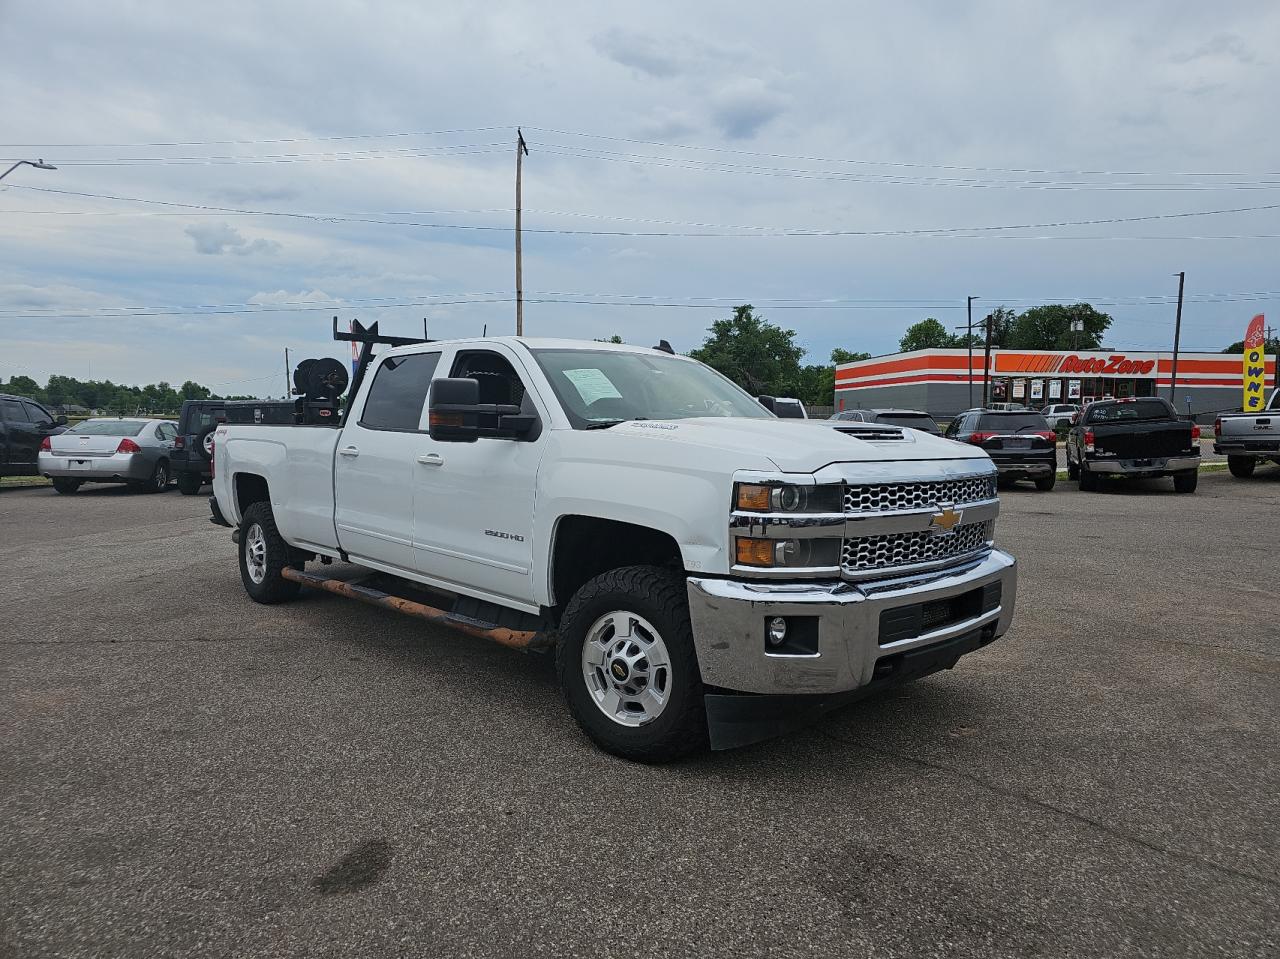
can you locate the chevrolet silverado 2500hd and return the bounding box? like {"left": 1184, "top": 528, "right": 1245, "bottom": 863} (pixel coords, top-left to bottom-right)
{"left": 211, "top": 335, "right": 1017, "bottom": 760}
{"left": 1215, "top": 387, "right": 1280, "bottom": 478}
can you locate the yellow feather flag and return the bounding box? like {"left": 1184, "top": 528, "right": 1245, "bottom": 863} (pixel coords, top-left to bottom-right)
{"left": 1242, "top": 314, "right": 1267, "bottom": 412}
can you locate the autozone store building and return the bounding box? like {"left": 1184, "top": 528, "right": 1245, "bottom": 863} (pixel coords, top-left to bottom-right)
{"left": 834, "top": 348, "right": 1276, "bottom": 421}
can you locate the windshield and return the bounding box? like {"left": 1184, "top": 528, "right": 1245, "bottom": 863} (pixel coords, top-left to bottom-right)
{"left": 531, "top": 349, "right": 772, "bottom": 428}
{"left": 1084, "top": 399, "right": 1173, "bottom": 424}
{"left": 71, "top": 419, "right": 150, "bottom": 436}
{"left": 976, "top": 413, "right": 1049, "bottom": 432}
{"left": 878, "top": 413, "right": 939, "bottom": 432}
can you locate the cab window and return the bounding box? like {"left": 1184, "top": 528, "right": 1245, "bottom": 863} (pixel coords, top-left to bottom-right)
{"left": 360, "top": 352, "right": 441, "bottom": 431}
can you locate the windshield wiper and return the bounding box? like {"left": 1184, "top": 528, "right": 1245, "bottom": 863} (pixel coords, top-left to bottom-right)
{"left": 583, "top": 417, "right": 648, "bottom": 430}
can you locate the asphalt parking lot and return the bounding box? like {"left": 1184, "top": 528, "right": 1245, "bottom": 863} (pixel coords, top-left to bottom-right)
{"left": 3, "top": 472, "right": 1278, "bottom": 958}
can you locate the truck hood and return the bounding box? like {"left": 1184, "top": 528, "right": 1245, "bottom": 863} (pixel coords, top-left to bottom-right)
{"left": 609, "top": 418, "right": 987, "bottom": 473}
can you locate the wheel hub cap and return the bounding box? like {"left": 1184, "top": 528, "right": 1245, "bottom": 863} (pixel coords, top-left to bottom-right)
{"left": 245, "top": 523, "right": 268, "bottom": 584}
{"left": 581, "top": 611, "right": 672, "bottom": 728}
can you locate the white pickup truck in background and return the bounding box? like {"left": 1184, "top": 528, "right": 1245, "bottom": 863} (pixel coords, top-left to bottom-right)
{"left": 1215, "top": 387, "right": 1280, "bottom": 478}
{"left": 211, "top": 335, "right": 1017, "bottom": 760}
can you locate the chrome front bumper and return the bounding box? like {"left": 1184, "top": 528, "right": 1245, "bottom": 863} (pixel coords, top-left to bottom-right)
{"left": 1088, "top": 455, "right": 1199, "bottom": 474}
{"left": 686, "top": 549, "right": 1016, "bottom": 696}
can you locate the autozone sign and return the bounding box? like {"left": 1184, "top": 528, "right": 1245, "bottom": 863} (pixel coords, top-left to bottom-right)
{"left": 994, "top": 352, "right": 1157, "bottom": 376}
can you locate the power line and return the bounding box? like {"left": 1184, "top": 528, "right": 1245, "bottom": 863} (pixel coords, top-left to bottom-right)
{"left": 525, "top": 126, "right": 1280, "bottom": 179}
{"left": 534, "top": 144, "right": 1280, "bottom": 191}
{"left": 4, "top": 185, "right": 1278, "bottom": 238}
{"left": 0, "top": 126, "right": 509, "bottom": 148}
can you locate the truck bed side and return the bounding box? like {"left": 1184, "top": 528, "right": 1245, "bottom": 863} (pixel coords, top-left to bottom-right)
{"left": 213, "top": 425, "right": 342, "bottom": 553}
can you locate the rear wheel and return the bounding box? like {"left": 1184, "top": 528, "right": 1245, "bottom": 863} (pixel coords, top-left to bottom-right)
{"left": 1035, "top": 472, "right": 1056, "bottom": 491}
{"left": 1173, "top": 470, "right": 1198, "bottom": 494}
{"left": 238, "top": 502, "right": 302, "bottom": 604}
{"left": 1227, "top": 455, "right": 1256, "bottom": 479}
{"left": 176, "top": 471, "right": 204, "bottom": 495}
{"left": 51, "top": 477, "right": 82, "bottom": 495}
{"left": 556, "top": 565, "right": 706, "bottom": 762}
{"left": 131, "top": 459, "right": 169, "bottom": 493}
{"left": 1066, "top": 454, "right": 1079, "bottom": 480}
{"left": 1078, "top": 463, "right": 1098, "bottom": 491}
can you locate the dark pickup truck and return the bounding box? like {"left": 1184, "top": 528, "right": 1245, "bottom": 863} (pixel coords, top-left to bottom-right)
{"left": 1065, "top": 397, "right": 1200, "bottom": 493}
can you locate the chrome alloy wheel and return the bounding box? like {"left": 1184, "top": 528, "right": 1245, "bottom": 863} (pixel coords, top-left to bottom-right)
{"left": 245, "top": 523, "right": 268, "bottom": 584}
{"left": 580, "top": 611, "right": 672, "bottom": 727}
{"left": 203, "top": 431, "right": 216, "bottom": 456}
{"left": 154, "top": 462, "right": 169, "bottom": 490}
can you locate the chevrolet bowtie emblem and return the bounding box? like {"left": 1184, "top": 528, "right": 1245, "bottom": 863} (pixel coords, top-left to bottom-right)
{"left": 930, "top": 506, "right": 963, "bottom": 533}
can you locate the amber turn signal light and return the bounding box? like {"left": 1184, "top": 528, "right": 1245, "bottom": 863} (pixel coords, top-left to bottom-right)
{"left": 735, "top": 483, "right": 771, "bottom": 511}
{"left": 735, "top": 537, "right": 775, "bottom": 567}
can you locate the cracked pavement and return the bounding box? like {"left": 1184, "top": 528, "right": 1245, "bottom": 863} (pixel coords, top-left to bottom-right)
{"left": 2, "top": 470, "right": 1277, "bottom": 958}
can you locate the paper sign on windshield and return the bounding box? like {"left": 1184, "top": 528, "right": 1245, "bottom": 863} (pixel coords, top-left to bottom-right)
{"left": 562, "top": 368, "right": 623, "bottom": 405}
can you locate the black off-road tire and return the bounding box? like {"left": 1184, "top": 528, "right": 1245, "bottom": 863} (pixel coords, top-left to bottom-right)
{"left": 51, "top": 477, "right": 82, "bottom": 495}
{"left": 195, "top": 425, "right": 217, "bottom": 462}
{"left": 556, "top": 565, "right": 706, "bottom": 763}
{"left": 1078, "top": 464, "right": 1098, "bottom": 492}
{"left": 176, "top": 471, "right": 204, "bottom": 495}
{"left": 238, "top": 502, "right": 302, "bottom": 604}
{"left": 1035, "top": 472, "right": 1057, "bottom": 492}
{"left": 1173, "top": 470, "right": 1198, "bottom": 494}
{"left": 1227, "top": 456, "right": 1256, "bottom": 479}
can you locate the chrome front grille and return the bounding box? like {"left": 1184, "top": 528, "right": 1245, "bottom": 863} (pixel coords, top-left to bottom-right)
{"left": 843, "top": 475, "right": 997, "bottom": 514}
{"left": 842, "top": 520, "right": 995, "bottom": 576}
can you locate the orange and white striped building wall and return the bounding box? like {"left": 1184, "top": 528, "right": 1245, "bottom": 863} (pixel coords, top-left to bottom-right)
{"left": 834, "top": 348, "right": 1276, "bottom": 419}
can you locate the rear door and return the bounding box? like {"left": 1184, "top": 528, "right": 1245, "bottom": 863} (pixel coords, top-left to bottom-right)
{"left": 1, "top": 399, "right": 39, "bottom": 469}
{"left": 333, "top": 350, "right": 441, "bottom": 571}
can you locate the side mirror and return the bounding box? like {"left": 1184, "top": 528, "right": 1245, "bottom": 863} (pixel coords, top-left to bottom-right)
{"left": 428, "top": 378, "right": 537, "bottom": 443}
{"left": 55, "top": 414, "right": 68, "bottom": 426}
{"left": 757, "top": 394, "right": 777, "bottom": 413}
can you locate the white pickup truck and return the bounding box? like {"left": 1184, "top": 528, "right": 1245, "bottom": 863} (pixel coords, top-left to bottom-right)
{"left": 211, "top": 335, "right": 1017, "bottom": 760}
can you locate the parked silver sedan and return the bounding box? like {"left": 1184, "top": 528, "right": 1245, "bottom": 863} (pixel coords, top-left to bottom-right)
{"left": 38, "top": 418, "right": 178, "bottom": 494}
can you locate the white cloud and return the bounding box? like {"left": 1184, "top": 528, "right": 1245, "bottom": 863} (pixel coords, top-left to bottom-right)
{"left": 184, "top": 222, "right": 282, "bottom": 256}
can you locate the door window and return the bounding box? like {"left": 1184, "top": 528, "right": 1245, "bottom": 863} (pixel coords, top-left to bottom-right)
{"left": 360, "top": 352, "right": 441, "bottom": 431}
{"left": 23, "top": 402, "right": 53, "bottom": 427}
{"left": 2, "top": 399, "right": 31, "bottom": 423}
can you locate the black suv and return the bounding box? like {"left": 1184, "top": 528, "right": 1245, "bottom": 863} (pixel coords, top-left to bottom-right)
{"left": 945, "top": 408, "right": 1058, "bottom": 491}
{"left": 1, "top": 394, "right": 67, "bottom": 477}
{"left": 172, "top": 399, "right": 296, "bottom": 495}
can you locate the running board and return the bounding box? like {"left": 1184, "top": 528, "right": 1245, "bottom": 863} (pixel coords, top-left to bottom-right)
{"left": 280, "top": 568, "right": 549, "bottom": 650}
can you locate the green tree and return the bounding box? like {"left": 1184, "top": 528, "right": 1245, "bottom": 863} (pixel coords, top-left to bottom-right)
{"left": 1222, "top": 336, "right": 1280, "bottom": 354}
{"left": 180, "top": 380, "right": 211, "bottom": 401}
{"left": 1004, "top": 303, "right": 1111, "bottom": 350}
{"left": 980, "top": 307, "right": 1018, "bottom": 349}
{"left": 689, "top": 305, "right": 805, "bottom": 395}
{"left": 1, "top": 375, "right": 43, "bottom": 400}
{"left": 899, "top": 318, "right": 956, "bottom": 352}
{"left": 594, "top": 334, "right": 624, "bottom": 344}
{"left": 830, "top": 347, "right": 871, "bottom": 366}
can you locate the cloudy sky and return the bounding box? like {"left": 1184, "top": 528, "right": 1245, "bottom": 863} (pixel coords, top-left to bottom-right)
{"left": 1, "top": 0, "right": 1277, "bottom": 394}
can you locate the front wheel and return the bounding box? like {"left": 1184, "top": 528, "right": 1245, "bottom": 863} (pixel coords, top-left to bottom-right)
{"left": 1227, "top": 456, "right": 1256, "bottom": 479}
{"left": 1173, "top": 470, "right": 1198, "bottom": 494}
{"left": 556, "top": 565, "right": 706, "bottom": 762}
{"left": 238, "top": 502, "right": 302, "bottom": 604}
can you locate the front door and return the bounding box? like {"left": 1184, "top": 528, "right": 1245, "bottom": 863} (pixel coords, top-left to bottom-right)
{"left": 0, "top": 398, "right": 39, "bottom": 471}
{"left": 333, "top": 351, "right": 441, "bottom": 571}
{"left": 412, "top": 348, "right": 544, "bottom": 605}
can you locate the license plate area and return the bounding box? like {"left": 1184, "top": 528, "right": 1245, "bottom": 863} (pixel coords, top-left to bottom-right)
{"left": 67, "top": 459, "right": 94, "bottom": 470}
{"left": 877, "top": 583, "right": 1000, "bottom": 646}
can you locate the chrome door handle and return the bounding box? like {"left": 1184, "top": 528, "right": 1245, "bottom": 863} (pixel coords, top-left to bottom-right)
{"left": 338, "top": 446, "right": 360, "bottom": 458}
{"left": 416, "top": 453, "right": 444, "bottom": 466}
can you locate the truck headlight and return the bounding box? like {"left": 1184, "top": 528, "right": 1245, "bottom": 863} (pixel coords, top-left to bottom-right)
{"left": 734, "top": 483, "right": 842, "bottom": 513}
{"left": 736, "top": 537, "right": 841, "bottom": 568}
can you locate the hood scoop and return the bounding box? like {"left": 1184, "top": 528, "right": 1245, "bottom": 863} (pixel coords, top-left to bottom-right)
{"left": 831, "top": 425, "right": 907, "bottom": 442}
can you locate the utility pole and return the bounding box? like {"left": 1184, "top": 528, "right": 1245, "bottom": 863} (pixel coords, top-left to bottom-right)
{"left": 982, "top": 310, "right": 995, "bottom": 407}
{"left": 1168, "top": 271, "right": 1185, "bottom": 405}
{"left": 966, "top": 296, "right": 977, "bottom": 408}
{"left": 515, "top": 128, "right": 529, "bottom": 336}
{"left": 283, "top": 347, "right": 291, "bottom": 397}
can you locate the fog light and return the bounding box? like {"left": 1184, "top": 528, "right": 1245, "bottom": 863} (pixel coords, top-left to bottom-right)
{"left": 767, "top": 617, "right": 788, "bottom": 646}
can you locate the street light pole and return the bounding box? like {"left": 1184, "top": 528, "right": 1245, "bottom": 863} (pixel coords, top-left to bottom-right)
{"left": 966, "top": 296, "right": 978, "bottom": 409}
{"left": 1169, "top": 271, "right": 1185, "bottom": 405}
{"left": 0, "top": 158, "right": 57, "bottom": 181}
